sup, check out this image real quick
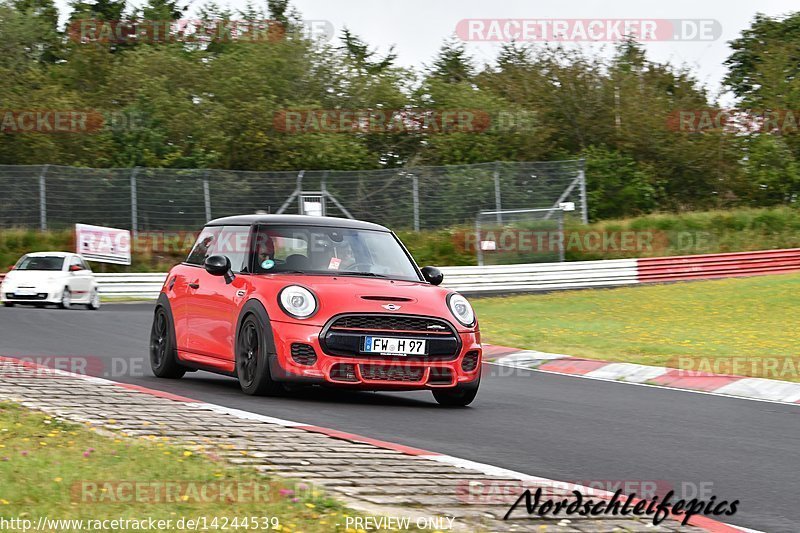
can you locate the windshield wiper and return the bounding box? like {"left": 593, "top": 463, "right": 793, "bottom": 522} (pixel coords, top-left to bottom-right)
{"left": 333, "top": 271, "right": 389, "bottom": 278}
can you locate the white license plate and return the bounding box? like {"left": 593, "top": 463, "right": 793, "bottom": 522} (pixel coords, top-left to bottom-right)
{"left": 15, "top": 291, "right": 36, "bottom": 296}
{"left": 364, "top": 337, "right": 427, "bottom": 356}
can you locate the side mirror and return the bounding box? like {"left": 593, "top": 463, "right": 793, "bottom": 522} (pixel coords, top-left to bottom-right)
{"left": 421, "top": 266, "right": 444, "bottom": 286}
{"left": 204, "top": 255, "right": 235, "bottom": 284}
{"left": 69, "top": 265, "right": 82, "bottom": 272}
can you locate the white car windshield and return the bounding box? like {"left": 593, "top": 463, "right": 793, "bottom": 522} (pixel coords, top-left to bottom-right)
{"left": 16, "top": 256, "right": 65, "bottom": 271}
{"left": 250, "top": 225, "right": 422, "bottom": 281}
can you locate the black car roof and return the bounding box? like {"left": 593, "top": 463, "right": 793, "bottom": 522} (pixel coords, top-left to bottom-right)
{"left": 205, "top": 214, "right": 390, "bottom": 232}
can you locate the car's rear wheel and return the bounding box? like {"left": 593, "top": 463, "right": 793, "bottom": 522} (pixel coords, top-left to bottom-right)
{"left": 150, "top": 306, "right": 185, "bottom": 379}
{"left": 59, "top": 288, "right": 71, "bottom": 310}
{"left": 3, "top": 302, "right": 13, "bottom": 308}
{"left": 236, "top": 314, "right": 284, "bottom": 396}
{"left": 432, "top": 373, "right": 480, "bottom": 407}
{"left": 87, "top": 288, "right": 101, "bottom": 310}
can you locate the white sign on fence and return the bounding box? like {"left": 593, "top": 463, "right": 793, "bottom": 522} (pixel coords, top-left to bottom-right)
{"left": 75, "top": 224, "right": 131, "bottom": 265}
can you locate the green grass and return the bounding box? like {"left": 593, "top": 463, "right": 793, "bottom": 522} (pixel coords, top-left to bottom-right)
{"left": 0, "top": 402, "right": 403, "bottom": 532}
{"left": 473, "top": 273, "right": 800, "bottom": 381}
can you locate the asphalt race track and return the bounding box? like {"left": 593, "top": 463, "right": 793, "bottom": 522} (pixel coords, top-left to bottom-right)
{"left": 0, "top": 303, "right": 796, "bottom": 532}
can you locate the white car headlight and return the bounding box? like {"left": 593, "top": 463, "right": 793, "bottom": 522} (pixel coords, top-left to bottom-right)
{"left": 278, "top": 285, "right": 317, "bottom": 319}
{"left": 447, "top": 293, "right": 475, "bottom": 327}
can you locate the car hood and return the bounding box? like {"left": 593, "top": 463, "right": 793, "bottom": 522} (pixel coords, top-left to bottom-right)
{"left": 259, "top": 274, "right": 466, "bottom": 329}
{"left": 2, "top": 271, "right": 64, "bottom": 285}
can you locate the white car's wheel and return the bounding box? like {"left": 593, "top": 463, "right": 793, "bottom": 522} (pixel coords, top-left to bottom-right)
{"left": 87, "top": 288, "right": 100, "bottom": 310}
{"left": 59, "top": 288, "right": 71, "bottom": 310}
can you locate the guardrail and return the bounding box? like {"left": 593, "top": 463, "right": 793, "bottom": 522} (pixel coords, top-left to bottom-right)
{"left": 440, "top": 259, "right": 638, "bottom": 295}
{"left": 94, "top": 273, "right": 167, "bottom": 299}
{"left": 637, "top": 248, "right": 800, "bottom": 283}
{"left": 3, "top": 248, "right": 800, "bottom": 300}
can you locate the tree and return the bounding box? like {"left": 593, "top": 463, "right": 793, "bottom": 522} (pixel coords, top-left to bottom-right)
{"left": 69, "top": 0, "right": 126, "bottom": 21}
{"left": 428, "top": 37, "right": 474, "bottom": 84}
{"left": 338, "top": 28, "right": 397, "bottom": 76}
{"left": 724, "top": 12, "right": 800, "bottom": 108}
{"left": 140, "top": 0, "right": 187, "bottom": 21}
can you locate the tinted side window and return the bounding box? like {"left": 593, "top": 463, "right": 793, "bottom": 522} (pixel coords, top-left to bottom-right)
{"left": 186, "top": 227, "right": 221, "bottom": 266}
{"left": 212, "top": 226, "right": 251, "bottom": 273}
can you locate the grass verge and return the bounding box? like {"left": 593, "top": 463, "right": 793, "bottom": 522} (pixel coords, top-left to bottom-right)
{"left": 473, "top": 273, "right": 800, "bottom": 382}
{"left": 0, "top": 401, "right": 406, "bottom": 532}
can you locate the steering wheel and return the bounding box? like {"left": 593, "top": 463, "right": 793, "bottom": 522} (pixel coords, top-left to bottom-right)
{"left": 344, "top": 262, "right": 373, "bottom": 272}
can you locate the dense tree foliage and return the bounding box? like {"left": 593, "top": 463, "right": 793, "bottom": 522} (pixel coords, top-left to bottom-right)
{"left": 0, "top": 1, "right": 798, "bottom": 219}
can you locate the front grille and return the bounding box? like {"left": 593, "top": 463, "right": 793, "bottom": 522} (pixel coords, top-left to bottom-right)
{"left": 290, "top": 343, "right": 317, "bottom": 366}
{"left": 462, "top": 350, "right": 480, "bottom": 372}
{"left": 359, "top": 364, "right": 424, "bottom": 382}
{"left": 322, "top": 314, "right": 461, "bottom": 361}
{"left": 330, "top": 315, "right": 452, "bottom": 334}
{"left": 7, "top": 293, "right": 47, "bottom": 300}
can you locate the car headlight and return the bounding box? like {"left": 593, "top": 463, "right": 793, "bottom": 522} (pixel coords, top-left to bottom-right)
{"left": 278, "top": 285, "right": 317, "bottom": 319}
{"left": 447, "top": 293, "right": 475, "bottom": 327}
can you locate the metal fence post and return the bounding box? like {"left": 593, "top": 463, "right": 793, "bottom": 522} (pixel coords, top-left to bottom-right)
{"left": 578, "top": 161, "right": 588, "bottom": 224}
{"left": 411, "top": 173, "right": 420, "bottom": 232}
{"left": 276, "top": 170, "right": 304, "bottom": 214}
{"left": 476, "top": 217, "right": 484, "bottom": 267}
{"left": 493, "top": 162, "right": 502, "bottom": 224}
{"left": 203, "top": 171, "right": 212, "bottom": 222}
{"left": 38, "top": 165, "right": 49, "bottom": 231}
{"left": 130, "top": 167, "right": 140, "bottom": 236}
{"left": 558, "top": 210, "right": 565, "bottom": 262}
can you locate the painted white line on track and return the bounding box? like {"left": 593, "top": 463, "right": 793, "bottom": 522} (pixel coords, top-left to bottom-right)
{"left": 187, "top": 402, "right": 306, "bottom": 427}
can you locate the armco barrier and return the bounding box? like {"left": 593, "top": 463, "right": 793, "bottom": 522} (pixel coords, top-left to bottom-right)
{"left": 637, "top": 248, "right": 800, "bottom": 283}
{"left": 94, "top": 273, "right": 167, "bottom": 299}
{"left": 439, "top": 259, "right": 639, "bottom": 295}
{"left": 3, "top": 249, "right": 800, "bottom": 300}
{"left": 89, "top": 263, "right": 641, "bottom": 299}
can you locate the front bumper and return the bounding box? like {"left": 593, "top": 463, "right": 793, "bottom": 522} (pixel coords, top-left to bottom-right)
{"left": 1, "top": 290, "right": 59, "bottom": 304}
{"left": 268, "top": 317, "right": 481, "bottom": 390}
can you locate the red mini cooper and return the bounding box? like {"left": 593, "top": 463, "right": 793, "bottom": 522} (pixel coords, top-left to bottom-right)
{"left": 150, "top": 215, "right": 482, "bottom": 406}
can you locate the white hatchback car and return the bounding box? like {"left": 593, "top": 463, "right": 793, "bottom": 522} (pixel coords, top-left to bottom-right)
{"left": 1, "top": 252, "right": 100, "bottom": 310}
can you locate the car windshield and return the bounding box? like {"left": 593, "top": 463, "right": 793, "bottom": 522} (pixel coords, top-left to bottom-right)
{"left": 251, "top": 225, "right": 421, "bottom": 281}
{"left": 15, "top": 256, "right": 64, "bottom": 271}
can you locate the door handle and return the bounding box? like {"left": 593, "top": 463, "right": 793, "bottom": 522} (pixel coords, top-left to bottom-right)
{"left": 188, "top": 282, "right": 200, "bottom": 289}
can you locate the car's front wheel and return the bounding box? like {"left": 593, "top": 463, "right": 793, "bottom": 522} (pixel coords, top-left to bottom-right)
{"left": 87, "top": 288, "right": 101, "bottom": 310}
{"left": 150, "top": 306, "right": 185, "bottom": 379}
{"left": 3, "top": 302, "right": 13, "bottom": 308}
{"left": 59, "top": 288, "right": 71, "bottom": 310}
{"left": 432, "top": 373, "right": 480, "bottom": 407}
{"left": 236, "top": 314, "right": 284, "bottom": 396}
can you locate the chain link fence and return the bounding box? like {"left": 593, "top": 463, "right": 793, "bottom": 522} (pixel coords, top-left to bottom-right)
{"left": 0, "top": 160, "right": 586, "bottom": 232}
